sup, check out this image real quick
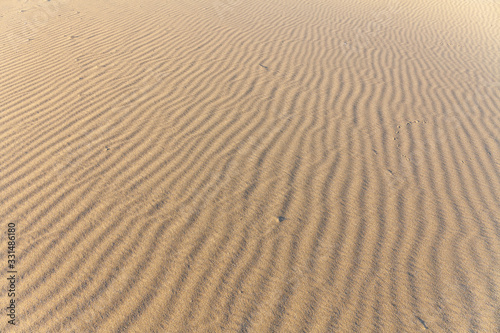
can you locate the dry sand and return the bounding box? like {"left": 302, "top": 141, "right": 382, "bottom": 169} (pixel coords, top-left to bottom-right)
{"left": 1, "top": 0, "right": 499, "bottom": 331}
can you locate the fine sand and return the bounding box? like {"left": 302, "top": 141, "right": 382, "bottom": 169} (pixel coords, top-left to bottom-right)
{"left": 1, "top": 0, "right": 499, "bottom": 331}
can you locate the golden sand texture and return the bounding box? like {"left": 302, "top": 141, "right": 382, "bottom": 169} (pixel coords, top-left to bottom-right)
{"left": 1, "top": 0, "right": 499, "bottom": 331}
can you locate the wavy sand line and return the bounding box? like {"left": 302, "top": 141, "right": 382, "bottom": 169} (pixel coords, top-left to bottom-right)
{"left": 0, "top": 0, "right": 499, "bottom": 331}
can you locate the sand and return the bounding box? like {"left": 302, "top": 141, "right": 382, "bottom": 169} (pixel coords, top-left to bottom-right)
{"left": 0, "top": 0, "right": 499, "bottom": 331}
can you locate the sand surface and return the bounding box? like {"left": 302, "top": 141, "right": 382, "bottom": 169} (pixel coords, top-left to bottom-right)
{"left": 1, "top": 0, "right": 499, "bottom": 331}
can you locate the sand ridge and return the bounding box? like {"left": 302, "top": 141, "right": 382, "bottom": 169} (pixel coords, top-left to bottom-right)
{"left": 0, "top": 0, "right": 499, "bottom": 331}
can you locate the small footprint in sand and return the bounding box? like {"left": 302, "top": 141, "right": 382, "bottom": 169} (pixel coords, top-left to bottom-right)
{"left": 393, "top": 119, "right": 427, "bottom": 140}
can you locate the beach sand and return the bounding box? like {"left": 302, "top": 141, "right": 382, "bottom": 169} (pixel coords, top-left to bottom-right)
{"left": 0, "top": 0, "right": 499, "bottom": 331}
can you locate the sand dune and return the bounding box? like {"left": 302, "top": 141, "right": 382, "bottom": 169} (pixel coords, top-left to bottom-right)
{"left": 1, "top": 0, "right": 499, "bottom": 331}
